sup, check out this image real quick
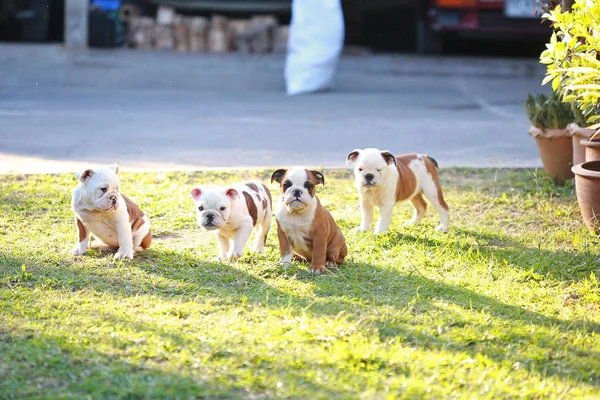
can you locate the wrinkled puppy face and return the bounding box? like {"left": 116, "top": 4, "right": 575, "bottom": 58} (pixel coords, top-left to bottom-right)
{"left": 77, "top": 164, "right": 121, "bottom": 211}
{"left": 271, "top": 167, "right": 324, "bottom": 212}
{"left": 189, "top": 187, "right": 238, "bottom": 231}
{"left": 346, "top": 148, "right": 397, "bottom": 189}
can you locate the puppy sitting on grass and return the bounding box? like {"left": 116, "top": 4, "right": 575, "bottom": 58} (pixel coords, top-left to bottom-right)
{"left": 271, "top": 167, "right": 347, "bottom": 274}
{"left": 190, "top": 181, "right": 272, "bottom": 262}
{"left": 71, "top": 164, "right": 151, "bottom": 260}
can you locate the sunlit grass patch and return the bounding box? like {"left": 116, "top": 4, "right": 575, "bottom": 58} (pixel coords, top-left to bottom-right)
{"left": 0, "top": 168, "right": 599, "bottom": 399}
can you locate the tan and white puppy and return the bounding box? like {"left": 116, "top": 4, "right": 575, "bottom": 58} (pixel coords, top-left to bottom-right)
{"left": 271, "top": 167, "right": 347, "bottom": 274}
{"left": 347, "top": 148, "right": 449, "bottom": 234}
{"left": 190, "top": 181, "right": 272, "bottom": 262}
{"left": 71, "top": 164, "right": 151, "bottom": 260}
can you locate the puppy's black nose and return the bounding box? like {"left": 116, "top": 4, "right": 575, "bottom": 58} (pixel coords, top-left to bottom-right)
{"left": 365, "top": 173, "right": 374, "bottom": 181}
{"left": 293, "top": 189, "right": 302, "bottom": 198}
{"left": 109, "top": 194, "right": 117, "bottom": 202}
{"left": 206, "top": 214, "right": 214, "bottom": 221}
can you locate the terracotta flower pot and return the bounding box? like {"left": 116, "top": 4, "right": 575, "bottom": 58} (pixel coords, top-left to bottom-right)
{"left": 568, "top": 123, "right": 595, "bottom": 165}
{"left": 529, "top": 126, "right": 574, "bottom": 184}
{"left": 572, "top": 160, "right": 600, "bottom": 235}
{"left": 581, "top": 139, "right": 600, "bottom": 162}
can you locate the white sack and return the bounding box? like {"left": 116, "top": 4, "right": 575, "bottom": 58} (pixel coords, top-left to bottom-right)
{"left": 285, "top": 0, "right": 345, "bottom": 95}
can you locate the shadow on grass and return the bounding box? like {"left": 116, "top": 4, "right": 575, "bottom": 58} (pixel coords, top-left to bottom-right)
{"left": 1, "top": 328, "right": 357, "bottom": 399}
{"left": 1, "top": 235, "right": 599, "bottom": 391}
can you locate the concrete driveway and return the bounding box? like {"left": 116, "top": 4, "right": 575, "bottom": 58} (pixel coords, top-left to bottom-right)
{"left": 0, "top": 45, "right": 550, "bottom": 174}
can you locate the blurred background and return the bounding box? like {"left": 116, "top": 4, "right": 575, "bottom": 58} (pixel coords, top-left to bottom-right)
{"left": 0, "top": 0, "right": 550, "bottom": 55}
{"left": 0, "top": 0, "right": 555, "bottom": 173}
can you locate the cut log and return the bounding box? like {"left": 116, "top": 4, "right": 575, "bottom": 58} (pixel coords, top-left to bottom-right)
{"left": 188, "top": 17, "right": 209, "bottom": 52}
{"left": 248, "top": 15, "right": 278, "bottom": 53}
{"left": 155, "top": 25, "right": 174, "bottom": 50}
{"left": 174, "top": 16, "right": 190, "bottom": 52}
{"left": 208, "top": 15, "right": 230, "bottom": 53}
{"left": 128, "top": 16, "right": 154, "bottom": 49}
{"left": 229, "top": 19, "right": 250, "bottom": 52}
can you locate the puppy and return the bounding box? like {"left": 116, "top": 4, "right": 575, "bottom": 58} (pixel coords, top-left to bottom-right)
{"left": 346, "top": 148, "right": 449, "bottom": 234}
{"left": 71, "top": 164, "right": 151, "bottom": 259}
{"left": 190, "top": 181, "right": 272, "bottom": 261}
{"left": 271, "top": 167, "right": 347, "bottom": 274}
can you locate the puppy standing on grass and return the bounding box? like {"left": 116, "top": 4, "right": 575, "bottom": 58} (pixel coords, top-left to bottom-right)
{"left": 346, "top": 148, "right": 449, "bottom": 234}
{"left": 190, "top": 181, "right": 272, "bottom": 262}
{"left": 71, "top": 164, "right": 152, "bottom": 260}
{"left": 271, "top": 167, "right": 347, "bottom": 274}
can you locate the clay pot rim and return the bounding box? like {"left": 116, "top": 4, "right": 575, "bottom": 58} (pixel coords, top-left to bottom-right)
{"left": 529, "top": 126, "right": 570, "bottom": 139}
{"left": 572, "top": 160, "right": 600, "bottom": 178}
{"left": 580, "top": 139, "right": 600, "bottom": 148}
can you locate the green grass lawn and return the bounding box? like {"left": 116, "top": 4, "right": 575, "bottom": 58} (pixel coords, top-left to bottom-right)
{"left": 1, "top": 168, "right": 599, "bottom": 399}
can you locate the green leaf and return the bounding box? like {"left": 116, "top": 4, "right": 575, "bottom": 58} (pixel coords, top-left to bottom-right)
{"left": 552, "top": 76, "right": 561, "bottom": 91}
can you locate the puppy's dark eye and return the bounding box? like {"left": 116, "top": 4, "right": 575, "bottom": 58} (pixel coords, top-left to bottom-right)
{"left": 199, "top": 206, "right": 204, "bottom": 211}
{"left": 100, "top": 187, "right": 107, "bottom": 193}
{"left": 283, "top": 180, "right": 292, "bottom": 190}
{"left": 358, "top": 168, "right": 363, "bottom": 172}
{"left": 220, "top": 206, "right": 226, "bottom": 211}
{"left": 304, "top": 181, "right": 314, "bottom": 189}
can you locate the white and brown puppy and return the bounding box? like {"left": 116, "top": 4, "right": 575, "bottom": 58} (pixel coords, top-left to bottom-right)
{"left": 190, "top": 181, "right": 272, "bottom": 262}
{"left": 271, "top": 167, "right": 347, "bottom": 274}
{"left": 71, "top": 164, "right": 151, "bottom": 260}
{"left": 347, "top": 148, "right": 449, "bottom": 234}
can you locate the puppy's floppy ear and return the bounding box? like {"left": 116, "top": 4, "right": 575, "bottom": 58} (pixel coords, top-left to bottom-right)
{"left": 107, "top": 164, "right": 120, "bottom": 175}
{"left": 225, "top": 188, "right": 239, "bottom": 200}
{"left": 346, "top": 149, "right": 361, "bottom": 166}
{"left": 189, "top": 187, "right": 203, "bottom": 201}
{"left": 76, "top": 168, "right": 95, "bottom": 183}
{"left": 381, "top": 150, "right": 397, "bottom": 166}
{"left": 271, "top": 168, "right": 287, "bottom": 184}
{"left": 309, "top": 170, "right": 325, "bottom": 186}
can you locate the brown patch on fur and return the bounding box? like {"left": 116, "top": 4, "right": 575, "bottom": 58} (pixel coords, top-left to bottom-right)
{"left": 122, "top": 194, "right": 145, "bottom": 229}
{"left": 76, "top": 217, "right": 87, "bottom": 242}
{"left": 243, "top": 191, "right": 258, "bottom": 226}
{"left": 261, "top": 183, "right": 272, "bottom": 210}
{"left": 393, "top": 153, "right": 448, "bottom": 210}
{"left": 424, "top": 156, "right": 449, "bottom": 210}
{"left": 410, "top": 194, "right": 428, "bottom": 217}
{"left": 308, "top": 197, "right": 347, "bottom": 271}
{"left": 245, "top": 182, "right": 259, "bottom": 192}
{"left": 140, "top": 228, "right": 152, "bottom": 250}
{"left": 394, "top": 154, "right": 419, "bottom": 202}
{"left": 304, "top": 170, "right": 324, "bottom": 197}
{"left": 262, "top": 198, "right": 268, "bottom": 210}
{"left": 122, "top": 194, "right": 152, "bottom": 250}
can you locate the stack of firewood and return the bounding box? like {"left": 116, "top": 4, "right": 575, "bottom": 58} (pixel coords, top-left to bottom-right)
{"left": 124, "top": 6, "right": 289, "bottom": 53}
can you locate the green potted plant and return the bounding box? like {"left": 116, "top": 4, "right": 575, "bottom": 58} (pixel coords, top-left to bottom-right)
{"left": 540, "top": 0, "right": 600, "bottom": 233}
{"left": 525, "top": 92, "right": 574, "bottom": 184}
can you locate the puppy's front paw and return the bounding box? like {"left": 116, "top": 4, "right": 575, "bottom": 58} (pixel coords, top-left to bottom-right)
{"left": 354, "top": 226, "right": 369, "bottom": 233}
{"left": 227, "top": 250, "right": 243, "bottom": 261}
{"left": 435, "top": 224, "right": 449, "bottom": 233}
{"left": 114, "top": 248, "right": 134, "bottom": 260}
{"left": 309, "top": 265, "right": 327, "bottom": 274}
{"left": 373, "top": 228, "right": 388, "bottom": 235}
{"left": 279, "top": 253, "right": 293, "bottom": 266}
{"left": 404, "top": 218, "right": 419, "bottom": 226}
{"left": 71, "top": 244, "right": 88, "bottom": 256}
